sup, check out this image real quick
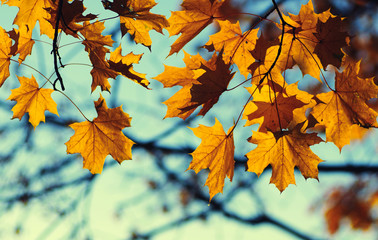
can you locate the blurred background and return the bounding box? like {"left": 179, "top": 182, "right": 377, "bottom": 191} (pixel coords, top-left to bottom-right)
{"left": 0, "top": 0, "right": 377, "bottom": 239}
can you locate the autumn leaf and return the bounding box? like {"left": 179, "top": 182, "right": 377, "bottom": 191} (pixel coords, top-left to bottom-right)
{"left": 188, "top": 118, "right": 234, "bottom": 201}
{"left": 279, "top": 0, "right": 336, "bottom": 80}
{"left": 243, "top": 85, "right": 307, "bottom": 132}
{"left": 1, "top": 0, "right": 56, "bottom": 38}
{"left": 65, "top": 95, "right": 134, "bottom": 174}
{"left": 8, "top": 28, "right": 35, "bottom": 64}
{"left": 80, "top": 21, "right": 116, "bottom": 92}
{"left": 0, "top": 26, "right": 11, "bottom": 87}
{"left": 103, "top": 0, "right": 169, "bottom": 47}
{"left": 311, "top": 56, "right": 378, "bottom": 150}
{"left": 248, "top": 35, "right": 292, "bottom": 86}
{"left": 7, "top": 75, "right": 58, "bottom": 129}
{"left": 204, "top": 20, "right": 259, "bottom": 78}
{"left": 314, "top": 16, "right": 349, "bottom": 69}
{"left": 46, "top": 0, "right": 97, "bottom": 37}
{"left": 246, "top": 129, "right": 323, "bottom": 192}
{"left": 153, "top": 51, "right": 209, "bottom": 88}
{"left": 161, "top": 51, "right": 234, "bottom": 119}
{"left": 108, "top": 45, "right": 149, "bottom": 89}
{"left": 167, "top": 0, "right": 224, "bottom": 56}
{"left": 325, "top": 181, "right": 377, "bottom": 234}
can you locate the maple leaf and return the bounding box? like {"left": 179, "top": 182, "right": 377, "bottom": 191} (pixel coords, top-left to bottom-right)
{"left": 325, "top": 181, "right": 376, "bottom": 234}
{"left": 311, "top": 57, "right": 378, "bottom": 150}
{"left": 103, "top": 0, "right": 169, "bottom": 47}
{"left": 167, "top": 0, "right": 224, "bottom": 56}
{"left": 204, "top": 20, "right": 259, "bottom": 78}
{"left": 7, "top": 75, "right": 58, "bottom": 129}
{"left": 279, "top": 0, "right": 336, "bottom": 80}
{"left": 80, "top": 21, "right": 116, "bottom": 92}
{"left": 246, "top": 129, "right": 323, "bottom": 192}
{"left": 8, "top": 28, "right": 35, "bottom": 64}
{"left": 108, "top": 45, "right": 149, "bottom": 89}
{"left": 0, "top": 26, "right": 12, "bottom": 87}
{"left": 46, "top": 0, "right": 97, "bottom": 37}
{"left": 161, "top": 51, "right": 234, "bottom": 119}
{"left": 65, "top": 95, "right": 134, "bottom": 174}
{"left": 188, "top": 118, "right": 234, "bottom": 201}
{"left": 248, "top": 35, "right": 292, "bottom": 86}
{"left": 1, "top": 0, "right": 56, "bottom": 38}
{"left": 243, "top": 84, "right": 307, "bottom": 132}
{"left": 313, "top": 16, "right": 349, "bottom": 69}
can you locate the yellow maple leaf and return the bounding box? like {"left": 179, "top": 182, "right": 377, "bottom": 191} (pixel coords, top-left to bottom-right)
{"left": 246, "top": 129, "right": 323, "bottom": 192}
{"left": 8, "top": 28, "right": 35, "bottom": 64}
{"left": 167, "top": 0, "right": 224, "bottom": 56}
{"left": 7, "top": 75, "right": 58, "bottom": 128}
{"left": 279, "top": 0, "right": 336, "bottom": 80}
{"left": 2, "top": 0, "right": 56, "bottom": 38}
{"left": 0, "top": 26, "right": 11, "bottom": 87}
{"left": 108, "top": 45, "right": 149, "bottom": 89}
{"left": 80, "top": 21, "right": 116, "bottom": 92}
{"left": 65, "top": 96, "right": 134, "bottom": 174}
{"left": 188, "top": 118, "right": 234, "bottom": 201}
{"left": 103, "top": 0, "right": 169, "bottom": 47}
{"left": 311, "top": 57, "right": 378, "bottom": 151}
{"left": 205, "top": 20, "right": 258, "bottom": 78}
{"left": 162, "top": 51, "right": 234, "bottom": 119}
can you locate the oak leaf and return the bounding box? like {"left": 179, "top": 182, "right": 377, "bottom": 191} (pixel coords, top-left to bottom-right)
{"left": 1, "top": 0, "right": 56, "bottom": 38}
{"left": 188, "top": 118, "right": 234, "bottom": 201}
{"left": 65, "top": 96, "right": 134, "bottom": 174}
{"left": 103, "top": 0, "right": 169, "bottom": 47}
{"left": 0, "top": 26, "right": 11, "bottom": 87}
{"left": 204, "top": 20, "right": 258, "bottom": 78}
{"left": 311, "top": 57, "right": 378, "bottom": 150}
{"left": 167, "top": 0, "right": 224, "bottom": 56}
{"left": 7, "top": 75, "right": 58, "bottom": 129}
{"left": 246, "top": 129, "right": 323, "bottom": 192}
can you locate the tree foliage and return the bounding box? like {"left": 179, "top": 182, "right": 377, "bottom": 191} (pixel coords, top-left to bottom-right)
{"left": 0, "top": 0, "right": 377, "bottom": 237}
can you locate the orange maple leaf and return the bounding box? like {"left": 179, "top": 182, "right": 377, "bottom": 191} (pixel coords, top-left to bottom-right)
{"left": 46, "top": 0, "right": 97, "bottom": 37}
{"left": 2, "top": 0, "right": 56, "bottom": 38}
{"left": 7, "top": 75, "right": 58, "bottom": 129}
{"left": 204, "top": 20, "right": 259, "bottom": 78}
{"left": 248, "top": 35, "right": 292, "bottom": 86}
{"left": 325, "top": 180, "right": 377, "bottom": 234}
{"left": 279, "top": 0, "right": 336, "bottom": 80}
{"left": 243, "top": 85, "right": 307, "bottom": 133}
{"left": 311, "top": 57, "right": 378, "bottom": 151}
{"left": 80, "top": 21, "right": 116, "bottom": 92}
{"left": 167, "top": 0, "right": 224, "bottom": 56}
{"left": 65, "top": 95, "right": 134, "bottom": 174}
{"left": 314, "top": 16, "right": 349, "bottom": 69}
{"left": 161, "top": 51, "right": 234, "bottom": 119}
{"left": 108, "top": 45, "right": 149, "bottom": 89}
{"left": 246, "top": 129, "right": 323, "bottom": 192}
{"left": 188, "top": 118, "right": 234, "bottom": 201}
{"left": 103, "top": 0, "right": 169, "bottom": 47}
{"left": 8, "top": 28, "right": 35, "bottom": 64}
{"left": 0, "top": 26, "right": 11, "bottom": 87}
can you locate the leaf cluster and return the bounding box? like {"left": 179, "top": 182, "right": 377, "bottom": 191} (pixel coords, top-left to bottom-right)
{"left": 0, "top": 0, "right": 377, "bottom": 207}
